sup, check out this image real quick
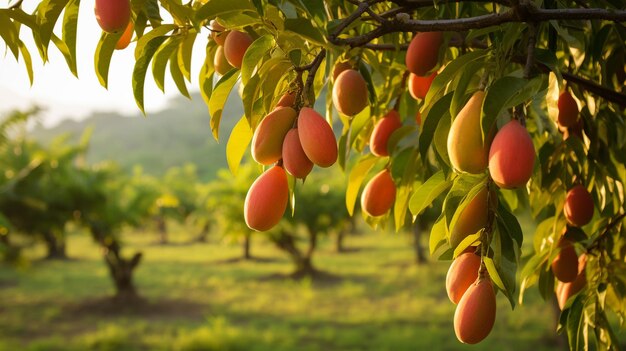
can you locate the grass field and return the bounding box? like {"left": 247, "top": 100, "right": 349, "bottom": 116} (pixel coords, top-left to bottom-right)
{"left": 0, "top": 224, "right": 600, "bottom": 351}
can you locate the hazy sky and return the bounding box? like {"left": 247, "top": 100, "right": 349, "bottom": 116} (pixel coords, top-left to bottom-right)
{"left": 0, "top": 2, "right": 207, "bottom": 127}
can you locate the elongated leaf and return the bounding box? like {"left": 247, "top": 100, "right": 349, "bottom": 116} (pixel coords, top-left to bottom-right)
{"left": 94, "top": 31, "right": 123, "bottom": 88}
{"left": 61, "top": 0, "right": 79, "bottom": 76}
{"left": 199, "top": 45, "right": 217, "bottom": 106}
{"left": 484, "top": 257, "right": 506, "bottom": 291}
{"left": 209, "top": 70, "right": 239, "bottom": 140}
{"left": 241, "top": 35, "right": 275, "bottom": 85}
{"left": 169, "top": 50, "right": 190, "bottom": 98}
{"left": 132, "top": 36, "right": 168, "bottom": 113}
{"left": 51, "top": 34, "right": 75, "bottom": 76}
{"left": 346, "top": 155, "right": 379, "bottom": 216}
{"left": 0, "top": 12, "right": 20, "bottom": 59}
{"left": 196, "top": 0, "right": 254, "bottom": 21}
{"left": 409, "top": 171, "right": 453, "bottom": 216}
{"left": 152, "top": 36, "right": 181, "bottom": 92}
{"left": 17, "top": 41, "right": 34, "bottom": 85}
{"left": 134, "top": 24, "right": 176, "bottom": 59}
{"left": 430, "top": 215, "right": 447, "bottom": 255}
{"left": 419, "top": 92, "right": 453, "bottom": 158}
{"left": 177, "top": 32, "right": 197, "bottom": 82}
{"left": 226, "top": 116, "right": 253, "bottom": 176}
{"left": 36, "top": 0, "right": 69, "bottom": 55}
{"left": 284, "top": 18, "right": 326, "bottom": 46}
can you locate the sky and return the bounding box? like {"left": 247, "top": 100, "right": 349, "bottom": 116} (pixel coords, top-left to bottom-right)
{"left": 0, "top": 2, "right": 208, "bottom": 127}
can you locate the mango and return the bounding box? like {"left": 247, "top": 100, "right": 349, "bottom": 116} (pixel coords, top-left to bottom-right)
{"left": 446, "top": 252, "right": 481, "bottom": 304}
{"left": 282, "top": 128, "right": 313, "bottom": 179}
{"left": 488, "top": 120, "right": 535, "bottom": 189}
{"left": 558, "top": 91, "right": 579, "bottom": 128}
{"left": 447, "top": 91, "right": 490, "bottom": 174}
{"left": 332, "top": 69, "right": 368, "bottom": 116}
{"left": 223, "top": 30, "right": 253, "bottom": 69}
{"left": 450, "top": 186, "right": 495, "bottom": 248}
{"left": 408, "top": 72, "right": 437, "bottom": 100}
{"left": 275, "top": 92, "right": 296, "bottom": 108}
{"left": 297, "top": 107, "right": 338, "bottom": 168}
{"left": 244, "top": 166, "right": 289, "bottom": 231}
{"left": 95, "top": 0, "right": 131, "bottom": 33}
{"left": 251, "top": 107, "right": 297, "bottom": 165}
{"left": 115, "top": 22, "right": 134, "bottom": 50}
{"left": 405, "top": 32, "right": 443, "bottom": 76}
{"left": 564, "top": 185, "right": 594, "bottom": 227}
{"left": 361, "top": 169, "right": 396, "bottom": 217}
{"left": 210, "top": 20, "right": 229, "bottom": 46}
{"left": 454, "top": 278, "right": 496, "bottom": 344}
{"left": 557, "top": 254, "right": 587, "bottom": 309}
{"left": 369, "top": 109, "right": 402, "bottom": 157}
{"left": 551, "top": 237, "right": 578, "bottom": 283}
{"left": 214, "top": 46, "right": 233, "bottom": 75}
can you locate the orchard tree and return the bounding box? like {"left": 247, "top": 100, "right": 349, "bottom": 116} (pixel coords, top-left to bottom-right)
{"left": 3, "top": 0, "right": 626, "bottom": 347}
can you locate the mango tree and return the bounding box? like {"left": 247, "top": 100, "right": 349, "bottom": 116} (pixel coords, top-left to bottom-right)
{"left": 3, "top": 0, "right": 626, "bottom": 347}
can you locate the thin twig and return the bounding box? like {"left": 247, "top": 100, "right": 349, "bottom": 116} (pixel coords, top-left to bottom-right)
{"left": 524, "top": 23, "right": 537, "bottom": 79}
{"left": 302, "top": 50, "right": 327, "bottom": 107}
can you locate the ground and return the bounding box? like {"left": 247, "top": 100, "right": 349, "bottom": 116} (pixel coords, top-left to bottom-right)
{"left": 0, "top": 223, "right": 616, "bottom": 351}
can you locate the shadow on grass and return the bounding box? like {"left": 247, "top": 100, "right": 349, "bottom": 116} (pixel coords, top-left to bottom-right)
{"left": 60, "top": 296, "right": 208, "bottom": 320}
{"left": 212, "top": 256, "right": 282, "bottom": 264}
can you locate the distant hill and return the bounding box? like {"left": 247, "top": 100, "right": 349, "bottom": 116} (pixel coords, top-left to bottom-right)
{"left": 31, "top": 92, "right": 243, "bottom": 181}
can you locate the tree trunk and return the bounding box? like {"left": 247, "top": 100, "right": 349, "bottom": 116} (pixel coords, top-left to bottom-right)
{"left": 271, "top": 230, "right": 317, "bottom": 277}
{"left": 335, "top": 230, "right": 345, "bottom": 253}
{"left": 156, "top": 216, "right": 168, "bottom": 244}
{"left": 42, "top": 230, "right": 67, "bottom": 260}
{"left": 91, "top": 226, "right": 142, "bottom": 302}
{"left": 243, "top": 232, "right": 252, "bottom": 260}
{"left": 413, "top": 220, "right": 427, "bottom": 264}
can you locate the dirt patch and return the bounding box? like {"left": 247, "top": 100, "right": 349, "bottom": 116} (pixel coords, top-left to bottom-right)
{"left": 61, "top": 296, "right": 208, "bottom": 320}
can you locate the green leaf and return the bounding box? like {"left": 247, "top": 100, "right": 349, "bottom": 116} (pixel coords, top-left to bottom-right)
{"left": 61, "top": 0, "right": 79, "bottom": 77}
{"left": 134, "top": 24, "right": 176, "bottom": 60}
{"left": 419, "top": 92, "right": 453, "bottom": 159}
{"left": 450, "top": 61, "right": 480, "bottom": 118}
{"left": 17, "top": 41, "right": 34, "bottom": 85}
{"left": 0, "top": 12, "right": 20, "bottom": 59}
{"left": 346, "top": 155, "right": 379, "bottom": 216}
{"left": 429, "top": 215, "right": 448, "bottom": 255}
{"left": 566, "top": 294, "right": 586, "bottom": 350}
{"left": 284, "top": 18, "right": 326, "bottom": 46}
{"left": 209, "top": 70, "right": 239, "bottom": 140}
{"left": 196, "top": 0, "right": 254, "bottom": 21}
{"left": 94, "top": 31, "right": 123, "bottom": 89}
{"left": 226, "top": 116, "right": 253, "bottom": 176}
{"left": 177, "top": 32, "right": 197, "bottom": 82}
{"left": 484, "top": 257, "right": 506, "bottom": 291}
{"left": 132, "top": 36, "right": 167, "bottom": 114}
{"left": 169, "top": 50, "right": 190, "bottom": 98}
{"left": 152, "top": 36, "right": 182, "bottom": 92}
{"left": 409, "top": 171, "right": 453, "bottom": 216}
{"left": 241, "top": 35, "right": 275, "bottom": 85}
{"left": 36, "top": 0, "right": 69, "bottom": 55}
{"left": 51, "top": 34, "right": 75, "bottom": 77}
{"left": 199, "top": 44, "right": 217, "bottom": 106}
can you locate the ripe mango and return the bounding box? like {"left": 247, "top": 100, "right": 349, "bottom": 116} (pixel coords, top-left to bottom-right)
{"left": 244, "top": 166, "right": 289, "bottom": 232}
{"left": 557, "top": 91, "right": 579, "bottom": 128}
{"left": 361, "top": 169, "right": 396, "bottom": 217}
{"left": 282, "top": 129, "right": 313, "bottom": 179}
{"left": 95, "top": 0, "right": 131, "bottom": 33}
{"left": 446, "top": 252, "right": 481, "bottom": 304}
{"left": 332, "top": 69, "right": 368, "bottom": 116}
{"left": 449, "top": 186, "right": 495, "bottom": 248}
{"left": 454, "top": 278, "right": 496, "bottom": 344}
{"left": 408, "top": 72, "right": 437, "bottom": 100}
{"left": 551, "top": 237, "right": 578, "bottom": 283}
{"left": 275, "top": 92, "right": 296, "bottom": 108}
{"left": 115, "top": 22, "right": 134, "bottom": 50}
{"left": 297, "top": 107, "right": 338, "bottom": 168}
{"left": 447, "top": 91, "right": 490, "bottom": 174}
{"left": 557, "top": 254, "right": 587, "bottom": 310}
{"left": 210, "top": 20, "right": 229, "bottom": 46}
{"left": 488, "top": 120, "right": 535, "bottom": 189}
{"left": 564, "top": 185, "right": 594, "bottom": 227}
{"left": 405, "top": 32, "right": 443, "bottom": 76}
{"left": 369, "top": 109, "right": 402, "bottom": 157}
{"left": 251, "top": 107, "right": 297, "bottom": 165}
{"left": 223, "top": 30, "right": 253, "bottom": 69}
{"left": 214, "top": 46, "right": 233, "bottom": 75}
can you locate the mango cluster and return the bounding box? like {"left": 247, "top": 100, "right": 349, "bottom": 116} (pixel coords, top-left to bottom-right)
{"left": 209, "top": 20, "right": 253, "bottom": 75}
{"left": 244, "top": 95, "right": 338, "bottom": 232}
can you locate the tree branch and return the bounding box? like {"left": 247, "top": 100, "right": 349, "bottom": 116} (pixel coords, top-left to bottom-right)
{"left": 303, "top": 50, "right": 327, "bottom": 107}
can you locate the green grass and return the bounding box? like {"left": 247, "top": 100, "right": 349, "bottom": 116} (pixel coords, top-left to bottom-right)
{"left": 0, "top": 225, "right": 591, "bottom": 351}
